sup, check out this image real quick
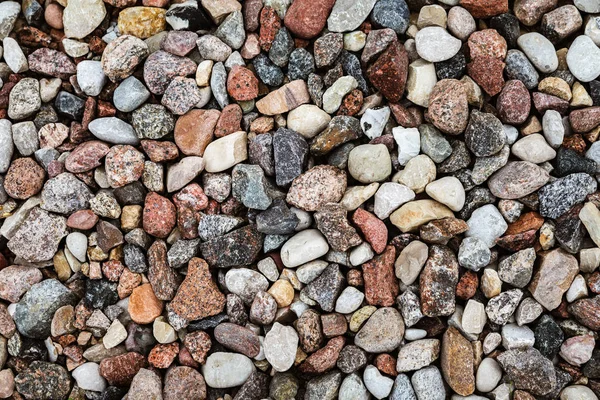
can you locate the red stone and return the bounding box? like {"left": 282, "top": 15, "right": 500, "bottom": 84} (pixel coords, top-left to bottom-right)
{"left": 259, "top": 6, "right": 281, "bottom": 51}
{"left": 214, "top": 104, "right": 243, "bottom": 138}
{"left": 102, "top": 260, "right": 124, "bottom": 282}
{"left": 183, "top": 330, "right": 212, "bottom": 364}
{"left": 3, "top": 158, "right": 45, "bottom": 200}
{"left": 456, "top": 271, "right": 478, "bottom": 300}
{"left": 467, "top": 56, "right": 505, "bottom": 96}
{"left": 362, "top": 245, "right": 398, "bottom": 307}
{"left": 99, "top": 352, "right": 147, "bottom": 386}
{"left": 147, "top": 240, "right": 180, "bottom": 301}
{"left": 148, "top": 343, "right": 179, "bottom": 369}
{"left": 468, "top": 29, "right": 507, "bottom": 59}
{"left": 367, "top": 41, "right": 408, "bottom": 103}
{"left": 143, "top": 192, "right": 177, "bottom": 238}
{"left": 570, "top": 107, "right": 600, "bottom": 133}
{"left": 352, "top": 208, "right": 387, "bottom": 254}
{"left": 298, "top": 336, "right": 345, "bottom": 374}
{"left": 67, "top": 210, "right": 98, "bottom": 230}
{"left": 141, "top": 140, "right": 180, "bottom": 163}
{"left": 65, "top": 140, "right": 110, "bottom": 173}
{"left": 496, "top": 80, "right": 531, "bottom": 125}
{"left": 459, "top": 0, "right": 508, "bottom": 18}
{"left": 337, "top": 89, "right": 363, "bottom": 116}
{"left": 284, "top": 0, "right": 335, "bottom": 39}
{"left": 174, "top": 109, "right": 220, "bottom": 156}
{"left": 533, "top": 92, "right": 569, "bottom": 115}
{"left": 227, "top": 65, "right": 259, "bottom": 101}
{"left": 427, "top": 79, "right": 469, "bottom": 135}
{"left": 375, "top": 354, "right": 398, "bottom": 377}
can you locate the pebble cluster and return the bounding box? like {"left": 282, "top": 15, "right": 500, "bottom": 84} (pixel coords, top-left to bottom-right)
{"left": 2, "top": 0, "right": 600, "bottom": 399}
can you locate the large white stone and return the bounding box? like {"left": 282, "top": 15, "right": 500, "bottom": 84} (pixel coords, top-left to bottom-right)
{"left": 462, "top": 299, "right": 487, "bottom": 334}
{"left": 203, "top": 131, "right": 248, "bottom": 173}
{"left": 0, "top": 2, "right": 20, "bottom": 40}
{"left": 348, "top": 144, "right": 392, "bottom": 183}
{"left": 202, "top": 352, "right": 256, "bottom": 388}
{"left": 364, "top": 365, "right": 394, "bottom": 400}
{"left": 287, "top": 105, "right": 331, "bottom": 139}
{"left": 72, "top": 363, "right": 107, "bottom": 392}
{"left": 66, "top": 232, "right": 87, "bottom": 263}
{"left": 425, "top": 176, "right": 465, "bottom": 212}
{"left": 567, "top": 35, "right": 600, "bottom": 82}
{"left": 3, "top": 37, "right": 27, "bottom": 73}
{"left": 339, "top": 373, "right": 370, "bottom": 400}
{"left": 415, "top": 26, "right": 462, "bottom": 62}
{"left": 63, "top": 0, "right": 107, "bottom": 39}
{"left": 517, "top": 32, "right": 558, "bottom": 73}
{"left": 361, "top": 106, "right": 390, "bottom": 140}
{"left": 335, "top": 286, "right": 365, "bottom": 314}
{"left": 476, "top": 358, "right": 502, "bottom": 393}
{"left": 280, "top": 229, "right": 329, "bottom": 268}
{"left": 264, "top": 322, "right": 298, "bottom": 372}
{"left": 511, "top": 133, "right": 556, "bottom": 163}
{"left": 561, "top": 385, "right": 599, "bottom": 400}
{"left": 88, "top": 117, "right": 140, "bottom": 145}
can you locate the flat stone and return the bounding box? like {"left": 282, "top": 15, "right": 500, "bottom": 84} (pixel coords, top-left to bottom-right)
{"left": 517, "top": 32, "right": 558, "bottom": 73}
{"left": 415, "top": 27, "right": 462, "bottom": 63}
{"left": 355, "top": 307, "right": 404, "bottom": 353}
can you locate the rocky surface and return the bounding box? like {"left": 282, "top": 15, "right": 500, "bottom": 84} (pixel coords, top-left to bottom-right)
{"left": 0, "top": 1, "right": 598, "bottom": 399}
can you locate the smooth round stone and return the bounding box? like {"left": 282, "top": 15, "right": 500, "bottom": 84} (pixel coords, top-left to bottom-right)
{"left": 348, "top": 144, "right": 392, "bottom": 183}
{"left": 113, "top": 76, "right": 150, "bottom": 112}
{"left": 560, "top": 385, "right": 599, "bottom": 400}
{"left": 287, "top": 105, "right": 331, "bottom": 139}
{"left": 585, "top": 16, "right": 600, "bottom": 46}
{"left": 3, "top": 37, "right": 28, "bottom": 73}
{"left": 343, "top": 31, "right": 367, "bottom": 52}
{"left": 349, "top": 242, "right": 374, "bottom": 266}
{"left": 370, "top": 0, "right": 409, "bottom": 34}
{"left": 517, "top": 32, "right": 558, "bottom": 73}
{"left": 425, "top": 176, "right": 465, "bottom": 212}
{"left": 355, "top": 307, "right": 404, "bottom": 352}
{"left": 66, "top": 232, "right": 87, "bottom": 263}
{"left": 404, "top": 328, "right": 428, "bottom": 341}
{"left": 395, "top": 240, "right": 428, "bottom": 285}
{"left": 340, "top": 183, "right": 379, "bottom": 211}
{"left": 280, "top": 229, "right": 329, "bottom": 268}
{"left": 327, "top": 0, "right": 377, "bottom": 33}
{"left": 511, "top": 133, "right": 556, "bottom": 163}
{"left": 62, "top": 38, "right": 88, "bottom": 57}
{"left": 0, "top": 120, "right": 13, "bottom": 174}
{"left": 488, "top": 161, "right": 550, "bottom": 199}
{"left": 415, "top": 26, "right": 462, "bottom": 62}
{"left": 322, "top": 76, "right": 358, "bottom": 114}
{"left": 476, "top": 358, "right": 502, "bottom": 393}
{"left": 542, "top": 110, "right": 564, "bottom": 148}
{"left": 8, "top": 78, "right": 41, "bottom": 120}
{"left": 566, "top": 35, "right": 600, "bottom": 82}
{"left": 202, "top": 352, "right": 255, "bottom": 388}
{"left": 203, "top": 131, "right": 248, "bottom": 173}
{"left": 447, "top": 6, "right": 476, "bottom": 41}
{"left": 264, "top": 322, "right": 298, "bottom": 372}
{"left": 225, "top": 268, "right": 269, "bottom": 304}
{"left": 364, "top": 365, "right": 394, "bottom": 399}
{"left": 88, "top": 117, "right": 139, "bottom": 145}
{"left": 72, "top": 363, "right": 107, "bottom": 392}
{"left": 335, "top": 286, "right": 365, "bottom": 314}
{"left": 465, "top": 204, "right": 508, "bottom": 248}
{"left": 575, "top": 0, "right": 600, "bottom": 13}
{"left": 411, "top": 366, "right": 445, "bottom": 400}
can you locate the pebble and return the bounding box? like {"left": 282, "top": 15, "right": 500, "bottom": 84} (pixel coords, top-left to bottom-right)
{"left": 411, "top": 366, "right": 446, "bottom": 400}
{"left": 102, "top": 35, "right": 149, "bottom": 82}
{"left": 72, "top": 362, "right": 107, "bottom": 392}
{"left": 566, "top": 35, "right": 600, "bottom": 82}
{"left": 323, "top": 76, "right": 358, "bottom": 114}
{"left": 355, "top": 307, "right": 404, "bottom": 353}
{"left": 517, "top": 32, "right": 558, "bottom": 73}
{"left": 363, "top": 365, "right": 394, "bottom": 399}
{"left": 264, "top": 322, "right": 298, "bottom": 372}
{"left": 8, "top": 78, "right": 41, "bottom": 121}
{"left": 203, "top": 131, "right": 248, "bottom": 173}
{"left": 3, "top": 37, "right": 27, "bottom": 73}
{"left": 427, "top": 79, "right": 469, "bottom": 135}
{"left": 425, "top": 176, "right": 465, "bottom": 211}
{"left": 63, "top": 0, "right": 106, "bottom": 39}
{"left": 476, "top": 357, "right": 502, "bottom": 393}
{"left": 88, "top": 117, "right": 139, "bottom": 145}
{"left": 14, "top": 362, "right": 71, "bottom": 400}
{"left": 512, "top": 133, "right": 556, "bottom": 163}
{"left": 466, "top": 204, "right": 508, "bottom": 247}
{"left": 415, "top": 27, "right": 462, "bottom": 63}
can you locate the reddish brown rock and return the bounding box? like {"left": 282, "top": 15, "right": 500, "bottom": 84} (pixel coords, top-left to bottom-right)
{"left": 468, "top": 29, "right": 507, "bottom": 59}
{"left": 174, "top": 109, "right": 221, "bottom": 156}
{"left": 99, "top": 352, "right": 148, "bottom": 386}
{"left": 505, "top": 212, "right": 544, "bottom": 235}
{"left": 514, "top": 0, "right": 557, "bottom": 26}
{"left": 172, "top": 183, "right": 208, "bottom": 239}
{"left": 0, "top": 265, "right": 43, "bottom": 303}
{"left": 67, "top": 210, "right": 99, "bottom": 230}
{"left": 321, "top": 313, "right": 348, "bottom": 337}
{"left": 420, "top": 217, "right": 469, "bottom": 244}
{"left": 243, "top": 0, "right": 263, "bottom": 32}
{"left": 420, "top": 245, "right": 459, "bottom": 317}
{"left": 227, "top": 65, "right": 259, "bottom": 101}
{"left": 456, "top": 271, "right": 478, "bottom": 300}
{"left": 259, "top": 6, "right": 281, "bottom": 51}
{"left": 390, "top": 103, "right": 421, "bottom": 128}
{"left": 148, "top": 343, "right": 179, "bottom": 369}
{"left": 105, "top": 145, "right": 145, "bottom": 188}
{"left": 459, "top": 0, "right": 508, "bottom": 18}
{"left": 163, "top": 366, "right": 206, "bottom": 400}
{"left": 375, "top": 354, "right": 398, "bottom": 377}
{"left": 441, "top": 326, "right": 475, "bottom": 396}
{"left": 117, "top": 268, "right": 141, "bottom": 299}
{"left": 496, "top": 80, "right": 531, "bottom": 125}
{"left": 0, "top": 303, "right": 16, "bottom": 338}
{"left": 568, "top": 296, "right": 600, "bottom": 330}
{"left": 337, "top": 89, "right": 363, "bottom": 116}
{"left": 170, "top": 258, "right": 226, "bottom": 321}
{"left": 298, "top": 336, "right": 345, "bottom": 374}
{"left": 65, "top": 141, "right": 110, "bottom": 173}
{"left": 367, "top": 41, "right": 408, "bottom": 103}
{"left": 141, "top": 140, "right": 179, "bottom": 163}
{"left": 427, "top": 79, "right": 469, "bottom": 135}
{"left": 570, "top": 107, "right": 600, "bottom": 133}
{"left": 284, "top": 0, "right": 335, "bottom": 39}
{"left": 352, "top": 208, "right": 388, "bottom": 254}
{"left": 214, "top": 104, "right": 243, "bottom": 138}
{"left": 96, "top": 221, "right": 124, "bottom": 252}
{"left": 27, "top": 48, "right": 76, "bottom": 79}
{"left": 183, "top": 330, "right": 212, "bottom": 364}
{"left": 363, "top": 245, "right": 398, "bottom": 307}
{"left": 496, "top": 229, "right": 537, "bottom": 252}
{"left": 147, "top": 240, "right": 180, "bottom": 300}
{"left": 4, "top": 158, "right": 45, "bottom": 200}
{"left": 467, "top": 56, "right": 505, "bottom": 96}
{"left": 314, "top": 203, "right": 362, "bottom": 252}
{"left": 532, "top": 92, "right": 569, "bottom": 115}
{"left": 102, "top": 260, "right": 124, "bottom": 282}
{"left": 143, "top": 192, "right": 177, "bottom": 238}
{"left": 214, "top": 322, "right": 260, "bottom": 358}
{"left": 128, "top": 283, "right": 164, "bottom": 324}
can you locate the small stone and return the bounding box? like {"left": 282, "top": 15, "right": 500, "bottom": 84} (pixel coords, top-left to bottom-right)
{"left": 143, "top": 50, "right": 196, "bottom": 95}
{"left": 283, "top": 0, "right": 335, "bottom": 39}
{"left": 512, "top": 133, "right": 556, "bottom": 163}
{"left": 63, "top": 0, "right": 106, "bottom": 39}
{"left": 411, "top": 366, "right": 446, "bottom": 400}
{"left": 497, "top": 348, "right": 557, "bottom": 396}
{"left": 355, "top": 307, "right": 404, "bottom": 353}
{"left": 263, "top": 322, "right": 298, "bottom": 372}
{"left": 256, "top": 79, "right": 310, "bottom": 115}
{"left": 427, "top": 79, "right": 469, "bottom": 135}
{"left": 367, "top": 41, "right": 409, "bottom": 103}
{"left": 203, "top": 131, "right": 248, "bottom": 173}
{"left": 315, "top": 203, "right": 361, "bottom": 252}
{"left": 485, "top": 288, "right": 523, "bottom": 325}
{"left": 517, "top": 32, "right": 558, "bottom": 74}
{"left": 465, "top": 204, "right": 507, "bottom": 248}
{"left": 305, "top": 263, "right": 345, "bottom": 312}
{"left": 88, "top": 117, "right": 139, "bottom": 145}
{"left": 441, "top": 327, "right": 475, "bottom": 396}
{"left": 348, "top": 144, "right": 391, "bottom": 183}
{"left": 14, "top": 361, "right": 71, "bottom": 400}
{"left": 415, "top": 27, "right": 462, "bottom": 63}
{"left": 323, "top": 76, "right": 358, "bottom": 114}
{"left": 538, "top": 173, "right": 597, "bottom": 219}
